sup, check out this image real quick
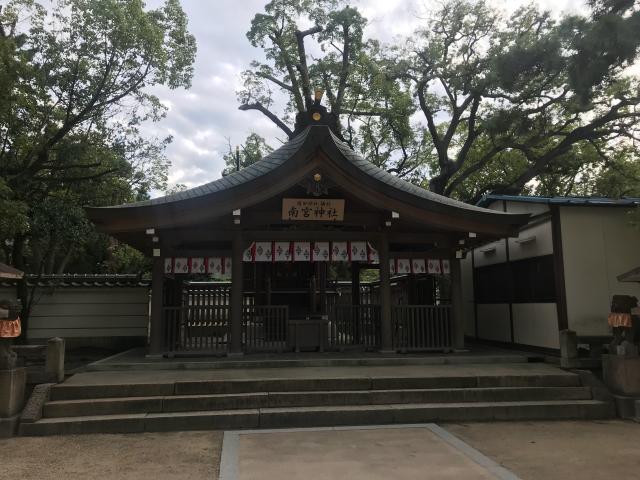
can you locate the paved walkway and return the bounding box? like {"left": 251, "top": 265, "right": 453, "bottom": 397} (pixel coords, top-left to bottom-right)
{"left": 222, "top": 425, "right": 516, "bottom": 480}
{"left": 1, "top": 420, "right": 638, "bottom": 479}
{"left": 62, "top": 362, "right": 573, "bottom": 386}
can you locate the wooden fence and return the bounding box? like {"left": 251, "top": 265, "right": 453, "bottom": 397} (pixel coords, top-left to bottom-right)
{"left": 164, "top": 305, "right": 229, "bottom": 354}
{"left": 392, "top": 305, "right": 452, "bottom": 352}
{"left": 328, "top": 304, "right": 381, "bottom": 350}
{"left": 242, "top": 305, "right": 289, "bottom": 353}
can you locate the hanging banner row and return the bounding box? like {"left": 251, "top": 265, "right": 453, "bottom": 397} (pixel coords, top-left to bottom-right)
{"left": 164, "top": 242, "right": 450, "bottom": 276}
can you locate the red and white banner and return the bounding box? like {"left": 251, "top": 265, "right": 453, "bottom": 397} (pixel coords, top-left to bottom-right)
{"left": 243, "top": 243, "right": 255, "bottom": 262}
{"left": 350, "top": 241, "right": 368, "bottom": 262}
{"left": 162, "top": 240, "right": 451, "bottom": 276}
{"left": 397, "top": 259, "right": 411, "bottom": 275}
{"left": 274, "top": 242, "right": 292, "bottom": 262}
{"left": 427, "top": 258, "right": 442, "bottom": 274}
{"left": 411, "top": 258, "right": 426, "bottom": 274}
{"left": 312, "top": 242, "right": 331, "bottom": 262}
{"left": 207, "top": 257, "right": 222, "bottom": 275}
{"left": 331, "top": 241, "right": 349, "bottom": 262}
{"left": 164, "top": 258, "right": 174, "bottom": 274}
{"left": 367, "top": 243, "right": 379, "bottom": 264}
{"left": 441, "top": 259, "right": 451, "bottom": 275}
{"left": 254, "top": 242, "right": 273, "bottom": 262}
{"left": 173, "top": 258, "right": 189, "bottom": 274}
{"left": 221, "top": 258, "right": 232, "bottom": 279}
{"left": 293, "top": 242, "right": 311, "bottom": 262}
{"left": 190, "top": 257, "right": 206, "bottom": 274}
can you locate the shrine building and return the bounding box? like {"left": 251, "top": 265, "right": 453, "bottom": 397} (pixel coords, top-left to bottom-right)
{"left": 87, "top": 103, "right": 530, "bottom": 357}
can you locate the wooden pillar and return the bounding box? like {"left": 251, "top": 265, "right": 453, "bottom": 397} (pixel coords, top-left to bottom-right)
{"left": 407, "top": 274, "right": 416, "bottom": 305}
{"left": 351, "top": 262, "right": 361, "bottom": 306}
{"left": 450, "top": 257, "right": 465, "bottom": 350}
{"left": 378, "top": 236, "right": 393, "bottom": 352}
{"left": 229, "top": 231, "right": 244, "bottom": 355}
{"left": 149, "top": 256, "right": 165, "bottom": 357}
{"left": 319, "top": 263, "right": 327, "bottom": 315}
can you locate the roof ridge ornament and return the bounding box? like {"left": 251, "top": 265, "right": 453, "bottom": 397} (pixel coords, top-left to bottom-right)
{"left": 293, "top": 88, "right": 343, "bottom": 139}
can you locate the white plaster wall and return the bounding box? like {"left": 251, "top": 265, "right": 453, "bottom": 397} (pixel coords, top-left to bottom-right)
{"left": 473, "top": 239, "right": 508, "bottom": 267}
{"left": 504, "top": 201, "right": 550, "bottom": 216}
{"left": 508, "top": 220, "right": 553, "bottom": 261}
{"left": 460, "top": 254, "right": 476, "bottom": 337}
{"left": 561, "top": 207, "right": 640, "bottom": 336}
{"left": 477, "top": 303, "right": 511, "bottom": 342}
{"left": 512, "top": 303, "right": 560, "bottom": 349}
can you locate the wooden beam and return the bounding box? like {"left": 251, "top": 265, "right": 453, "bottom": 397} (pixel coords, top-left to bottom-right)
{"left": 149, "top": 257, "right": 165, "bottom": 356}
{"left": 377, "top": 235, "right": 393, "bottom": 352}
{"left": 229, "top": 230, "right": 244, "bottom": 355}
{"left": 159, "top": 227, "right": 458, "bottom": 245}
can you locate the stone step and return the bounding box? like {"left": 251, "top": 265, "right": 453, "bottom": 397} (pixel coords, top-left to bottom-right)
{"left": 20, "top": 400, "right": 614, "bottom": 436}
{"left": 86, "top": 352, "right": 535, "bottom": 372}
{"left": 50, "top": 373, "right": 582, "bottom": 400}
{"left": 43, "top": 386, "right": 594, "bottom": 418}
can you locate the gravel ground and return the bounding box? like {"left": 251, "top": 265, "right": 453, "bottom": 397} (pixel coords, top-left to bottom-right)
{"left": 1, "top": 421, "right": 639, "bottom": 479}
{"left": 446, "top": 420, "right": 640, "bottom": 480}
{"left": 0, "top": 431, "right": 222, "bottom": 480}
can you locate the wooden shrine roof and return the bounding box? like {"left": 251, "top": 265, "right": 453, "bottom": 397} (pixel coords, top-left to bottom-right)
{"left": 86, "top": 125, "right": 530, "bottom": 237}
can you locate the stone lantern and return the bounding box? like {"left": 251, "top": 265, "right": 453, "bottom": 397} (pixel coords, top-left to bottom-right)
{"left": 0, "top": 262, "right": 25, "bottom": 437}
{"left": 0, "top": 300, "right": 21, "bottom": 369}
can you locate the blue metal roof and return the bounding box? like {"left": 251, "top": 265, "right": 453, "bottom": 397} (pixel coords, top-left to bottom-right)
{"left": 477, "top": 194, "right": 640, "bottom": 208}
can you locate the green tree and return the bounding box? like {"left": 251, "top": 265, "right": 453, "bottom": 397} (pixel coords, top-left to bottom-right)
{"left": 240, "top": 0, "right": 640, "bottom": 202}
{"left": 0, "top": 0, "right": 196, "bottom": 337}
{"left": 396, "top": 0, "right": 640, "bottom": 202}
{"left": 238, "top": 0, "right": 417, "bottom": 176}
{"left": 222, "top": 133, "right": 273, "bottom": 176}
{"left": 0, "top": 0, "right": 196, "bottom": 271}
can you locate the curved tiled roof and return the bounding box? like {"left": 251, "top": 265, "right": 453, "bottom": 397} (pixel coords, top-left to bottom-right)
{"left": 111, "top": 128, "right": 312, "bottom": 208}
{"left": 328, "top": 130, "right": 507, "bottom": 215}
{"left": 100, "top": 125, "right": 510, "bottom": 216}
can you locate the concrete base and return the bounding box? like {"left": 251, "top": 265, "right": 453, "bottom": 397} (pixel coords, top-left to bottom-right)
{"left": 145, "top": 354, "right": 164, "bottom": 360}
{"left": 227, "top": 352, "right": 245, "bottom": 358}
{"left": 0, "top": 367, "right": 26, "bottom": 417}
{"left": 561, "top": 357, "right": 602, "bottom": 369}
{"left": 0, "top": 414, "right": 19, "bottom": 438}
{"left": 612, "top": 395, "right": 639, "bottom": 419}
{"left": 602, "top": 354, "right": 640, "bottom": 396}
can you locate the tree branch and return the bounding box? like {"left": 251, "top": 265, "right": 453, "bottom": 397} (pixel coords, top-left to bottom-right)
{"left": 295, "top": 26, "right": 322, "bottom": 109}
{"left": 239, "top": 103, "right": 294, "bottom": 138}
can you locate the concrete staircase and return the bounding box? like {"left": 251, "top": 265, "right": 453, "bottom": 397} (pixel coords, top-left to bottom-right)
{"left": 19, "top": 364, "right": 615, "bottom": 436}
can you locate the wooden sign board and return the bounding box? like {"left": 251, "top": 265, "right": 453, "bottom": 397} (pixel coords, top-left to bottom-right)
{"left": 282, "top": 198, "right": 345, "bottom": 221}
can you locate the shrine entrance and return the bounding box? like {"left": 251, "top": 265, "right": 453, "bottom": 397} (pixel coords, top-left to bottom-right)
{"left": 160, "top": 245, "right": 457, "bottom": 356}
{"left": 87, "top": 108, "right": 529, "bottom": 358}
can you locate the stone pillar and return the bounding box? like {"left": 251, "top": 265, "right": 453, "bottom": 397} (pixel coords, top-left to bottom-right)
{"left": 0, "top": 367, "right": 26, "bottom": 437}
{"left": 229, "top": 231, "right": 244, "bottom": 356}
{"left": 378, "top": 236, "right": 393, "bottom": 352}
{"left": 148, "top": 256, "right": 165, "bottom": 357}
{"left": 450, "top": 257, "right": 465, "bottom": 350}
{"left": 45, "top": 337, "right": 65, "bottom": 383}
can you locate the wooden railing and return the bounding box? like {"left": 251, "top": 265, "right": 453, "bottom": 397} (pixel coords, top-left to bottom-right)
{"left": 328, "top": 304, "right": 381, "bottom": 350}
{"left": 392, "top": 305, "right": 452, "bottom": 352}
{"left": 182, "top": 282, "right": 231, "bottom": 307}
{"left": 164, "top": 305, "right": 229, "bottom": 354}
{"left": 242, "top": 305, "right": 289, "bottom": 353}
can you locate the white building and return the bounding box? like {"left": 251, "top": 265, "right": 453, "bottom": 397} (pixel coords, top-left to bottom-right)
{"left": 462, "top": 196, "right": 640, "bottom": 351}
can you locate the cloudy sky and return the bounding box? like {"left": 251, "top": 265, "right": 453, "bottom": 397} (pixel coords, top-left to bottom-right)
{"left": 143, "top": 0, "right": 588, "bottom": 194}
